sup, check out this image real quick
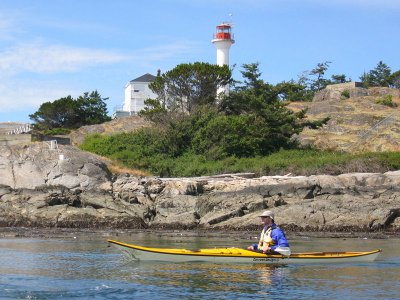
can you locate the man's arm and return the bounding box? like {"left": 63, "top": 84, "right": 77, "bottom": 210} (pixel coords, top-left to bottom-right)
{"left": 270, "top": 228, "right": 289, "bottom": 250}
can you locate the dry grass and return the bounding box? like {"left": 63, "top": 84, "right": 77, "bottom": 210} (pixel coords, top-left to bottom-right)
{"left": 106, "top": 162, "right": 150, "bottom": 176}
{"left": 290, "top": 92, "right": 400, "bottom": 153}
{"left": 87, "top": 152, "right": 150, "bottom": 176}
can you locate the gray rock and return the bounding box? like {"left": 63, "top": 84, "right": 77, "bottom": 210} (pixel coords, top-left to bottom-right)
{"left": 0, "top": 143, "right": 111, "bottom": 191}
{"left": 0, "top": 143, "right": 399, "bottom": 232}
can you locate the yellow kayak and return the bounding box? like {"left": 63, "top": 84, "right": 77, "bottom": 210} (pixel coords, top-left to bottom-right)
{"left": 108, "top": 240, "right": 381, "bottom": 264}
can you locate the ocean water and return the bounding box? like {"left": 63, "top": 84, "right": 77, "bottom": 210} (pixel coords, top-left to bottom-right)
{"left": 0, "top": 230, "right": 399, "bottom": 299}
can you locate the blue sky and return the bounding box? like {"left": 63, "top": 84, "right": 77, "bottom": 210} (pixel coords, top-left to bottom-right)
{"left": 1, "top": 0, "right": 399, "bottom": 123}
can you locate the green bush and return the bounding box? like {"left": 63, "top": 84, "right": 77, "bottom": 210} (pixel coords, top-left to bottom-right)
{"left": 340, "top": 90, "right": 350, "bottom": 99}
{"left": 376, "top": 94, "right": 397, "bottom": 107}
{"left": 191, "top": 114, "right": 269, "bottom": 159}
{"left": 43, "top": 128, "right": 71, "bottom": 135}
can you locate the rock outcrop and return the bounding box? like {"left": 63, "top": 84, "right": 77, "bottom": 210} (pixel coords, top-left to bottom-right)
{"left": 288, "top": 83, "right": 400, "bottom": 153}
{"left": 0, "top": 143, "right": 399, "bottom": 232}
{"left": 0, "top": 143, "right": 110, "bottom": 190}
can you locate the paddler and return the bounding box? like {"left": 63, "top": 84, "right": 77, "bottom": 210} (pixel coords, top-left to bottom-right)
{"left": 247, "top": 210, "right": 291, "bottom": 256}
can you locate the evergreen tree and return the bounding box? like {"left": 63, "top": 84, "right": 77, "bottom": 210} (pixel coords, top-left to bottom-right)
{"left": 145, "top": 62, "right": 232, "bottom": 115}
{"left": 389, "top": 70, "right": 400, "bottom": 89}
{"left": 138, "top": 62, "right": 327, "bottom": 160}
{"left": 216, "top": 63, "right": 305, "bottom": 157}
{"left": 29, "top": 91, "right": 110, "bottom": 130}
{"left": 309, "top": 61, "right": 332, "bottom": 91}
{"left": 330, "top": 74, "right": 350, "bottom": 84}
{"left": 29, "top": 96, "right": 78, "bottom": 130}
{"left": 360, "top": 61, "right": 392, "bottom": 87}
{"left": 274, "top": 80, "right": 308, "bottom": 102}
{"left": 76, "top": 90, "right": 111, "bottom": 126}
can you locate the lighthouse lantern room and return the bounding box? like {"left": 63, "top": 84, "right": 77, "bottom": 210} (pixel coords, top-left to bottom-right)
{"left": 211, "top": 22, "right": 235, "bottom": 67}
{"left": 214, "top": 23, "right": 234, "bottom": 40}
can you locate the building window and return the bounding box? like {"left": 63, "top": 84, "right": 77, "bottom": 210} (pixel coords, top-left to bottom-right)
{"left": 134, "top": 89, "right": 140, "bottom": 92}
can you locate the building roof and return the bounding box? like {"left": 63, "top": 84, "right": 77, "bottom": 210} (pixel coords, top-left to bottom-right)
{"left": 130, "top": 73, "right": 156, "bottom": 83}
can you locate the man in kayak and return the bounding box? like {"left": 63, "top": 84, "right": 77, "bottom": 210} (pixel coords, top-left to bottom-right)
{"left": 247, "top": 210, "right": 291, "bottom": 256}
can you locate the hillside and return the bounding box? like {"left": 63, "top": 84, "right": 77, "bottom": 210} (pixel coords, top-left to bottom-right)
{"left": 69, "top": 83, "right": 400, "bottom": 154}
{"left": 288, "top": 83, "right": 400, "bottom": 153}
{"left": 69, "top": 115, "right": 152, "bottom": 146}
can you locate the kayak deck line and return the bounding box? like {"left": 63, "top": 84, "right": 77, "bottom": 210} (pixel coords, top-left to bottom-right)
{"left": 108, "top": 239, "right": 283, "bottom": 258}
{"left": 107, "top": 239, "right": 382, "bottom": 262}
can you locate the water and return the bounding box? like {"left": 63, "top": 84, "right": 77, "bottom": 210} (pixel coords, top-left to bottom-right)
{"left": 0, "top": 230, "right": 399, "bottom": 299}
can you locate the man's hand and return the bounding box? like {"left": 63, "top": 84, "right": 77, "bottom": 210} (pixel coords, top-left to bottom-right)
{"left": 247, "top": 245, "right": 254, "bottom": 250}
{"left": 262, "top": 245, "right": 271, "bottom": 254}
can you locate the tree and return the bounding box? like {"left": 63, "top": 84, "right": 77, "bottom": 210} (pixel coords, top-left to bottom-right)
{"left": 389, "top": 70, "right": 400, "bottom": 89}
{"left": 330, "top": 74, "right": 350, "bottom": 84}
{"left": 275, "top": 80, "right": 308, "bottom": 102}
{"left": 360, "top": 61, "right": 392, "bottom": 87}
{"left": 29, "top": 91, "right": 110, "bottom": 130}
{"left": 220, "top": 63, "right": 279, "bottom": 114}
{"left": 76, "top": 90, "right": 111, "bottom": 126}
{"left": 29, "top": 96, "right": 78, "bottom": 130}
{"left": 287, "top": 61, "right": 338, "bottom": 101}
{"left": 139, "top": 98, "right": 168, "bottom": 123}
{"left": 309, "top": 61, "right": 332, "bottom": 91}
{"left": 146, "top": 62, "right": 232, "bottom": 114}
{"left": 138, "top": 62, "right": 327, "bottom": 160}
{"left": 238, "top": 63, "right": 264, "bottom": 93}
{"left": 216, "top": 63, "right": 305, "bottom": 156}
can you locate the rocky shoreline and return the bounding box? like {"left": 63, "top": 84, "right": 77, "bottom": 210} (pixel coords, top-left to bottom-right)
{"left": 0, "top": 227, "right": 396, "bottom": 240}
{"left": 0, "top": 143, "right": 399, "bottom": 233}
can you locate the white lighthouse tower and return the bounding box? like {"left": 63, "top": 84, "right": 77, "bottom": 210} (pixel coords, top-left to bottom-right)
{"left": 212, "top": 22, "right": 234, "bottom": 94}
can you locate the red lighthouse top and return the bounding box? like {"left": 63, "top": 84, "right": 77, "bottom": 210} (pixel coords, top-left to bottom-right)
{"left": 214, "top": 22, "right": 234, "bottom": 40}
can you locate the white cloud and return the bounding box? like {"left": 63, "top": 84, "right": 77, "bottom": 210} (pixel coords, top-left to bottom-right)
{"left": 0, "top": 42, "right": 130, "bottom": 74}
{"left": 0, "top": 19, "right": 11, "bottom": 31}
{"left": 0, "top": 79, "right": 80, "bottom": 113}
{"left": 133, "top": 41, "right": 203, "bottom": 62}
{"left": 0, "top": 40, "right": 201, "bottom": 114}
{"left": 0, "top": 13, "right": 21, "bottom": 40}
{"left": 0, "top": 40, "right": 201, "bottom": 75}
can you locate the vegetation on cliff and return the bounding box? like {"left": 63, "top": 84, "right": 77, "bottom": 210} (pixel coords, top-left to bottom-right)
{"left": 79, "top": 135, "right": 400, "bottom": 177}
{"left": 79, "top": 62, "right": 400, "bottom": 177}
{"left": 80, "top": 63, "right": 305, "bottom": 176}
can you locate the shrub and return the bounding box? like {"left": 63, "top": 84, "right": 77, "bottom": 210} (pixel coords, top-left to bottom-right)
{"left": 340, "top": 90, "right": 350, "bottom": 99}
{"left": 79, "top": 132, "right": 400, "bottom": 177}
{"left": 43, "top": 128, "right": 71, "bottom": 135}
{"left": 376, "top": 95, "right": 397, "bottom": 107}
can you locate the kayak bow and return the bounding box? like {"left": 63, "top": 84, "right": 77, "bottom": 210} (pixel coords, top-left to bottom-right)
{"left": 108, "top": 240, "right": 381, "bottom": 264}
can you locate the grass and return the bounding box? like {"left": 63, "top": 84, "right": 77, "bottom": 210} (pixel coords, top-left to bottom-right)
{"left": 85, "top": 152, "right": 151, "bottom": 177}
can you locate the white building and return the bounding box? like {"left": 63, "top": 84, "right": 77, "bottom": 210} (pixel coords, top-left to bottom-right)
{"left": 113, "top": 73, "right": 157, "bottom": 118}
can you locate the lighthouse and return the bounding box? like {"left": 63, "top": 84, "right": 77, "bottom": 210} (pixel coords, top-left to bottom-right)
{"left": 212, "top": 22, "right": 234, "bottom": 94}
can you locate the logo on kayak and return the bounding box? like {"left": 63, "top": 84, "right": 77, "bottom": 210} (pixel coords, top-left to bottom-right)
{"left": 253, "top": 258, "right": 281, "bottom": 262}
